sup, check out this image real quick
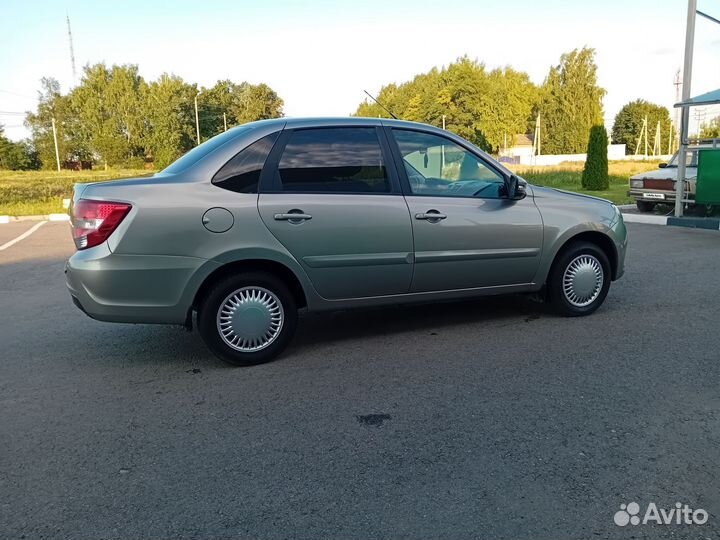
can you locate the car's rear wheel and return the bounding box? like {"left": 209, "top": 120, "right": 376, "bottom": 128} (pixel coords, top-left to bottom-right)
{"left": 198, "top": 272, "right": 297, "bottom": 366}
{"left": 636, "top": 200, "right": 655, "bottom": 212}
{"left": 547, "top": 242, "right": 611, "bottom": 316}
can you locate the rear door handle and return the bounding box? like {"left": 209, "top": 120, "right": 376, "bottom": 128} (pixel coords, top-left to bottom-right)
{"left": 415, "top": 211, "right": 447, "bottom": 221}
{"left": 274, "top": 213, "right": 312, "bottom": 221}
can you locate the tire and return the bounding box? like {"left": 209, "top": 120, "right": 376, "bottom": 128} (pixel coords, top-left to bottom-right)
{"left": 636, "top": 200, "right": 655, "bottom": 213}
{"left": 547, "top": 241, "right": 611, "bottom": 317}
{"left": 198, "top": 271, "right": 297, "bottom": 366}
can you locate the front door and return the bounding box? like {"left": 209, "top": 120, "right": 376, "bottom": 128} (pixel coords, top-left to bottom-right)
{"left": 389, "top": 128, "right": 543, "bottom": 293}
{"left": 258, "top": 126, "right": 414, "bottom": 299}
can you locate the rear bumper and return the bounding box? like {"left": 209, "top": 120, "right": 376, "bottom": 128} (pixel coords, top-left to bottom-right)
{"left": 66, "top": 243, "right": 216, "bottom": 324}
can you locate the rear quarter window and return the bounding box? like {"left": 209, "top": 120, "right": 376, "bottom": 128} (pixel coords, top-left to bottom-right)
{"left": 162, "top": 126, "right": 252, "bottom": 174}
{"left": 212, "top": 132, "right": 280, "bottom": 193}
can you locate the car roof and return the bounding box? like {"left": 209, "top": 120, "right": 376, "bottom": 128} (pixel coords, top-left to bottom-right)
{"left": 244, "top": 116, "right": 444, "bottom": 132}
{"left": 236, "top": 116, "right": 513, "bottom": 179}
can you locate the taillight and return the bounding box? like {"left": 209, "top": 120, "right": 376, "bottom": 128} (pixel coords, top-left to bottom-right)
{"left": 71, "top": 199, "right": 131, "bottom": 250}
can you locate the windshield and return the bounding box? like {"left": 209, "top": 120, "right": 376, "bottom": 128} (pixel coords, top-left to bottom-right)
{"left": 666, "top": 149, "right": 699, "bottom": 168}
{"left": 161, "top": 126, "right": 252, "bottom": 174}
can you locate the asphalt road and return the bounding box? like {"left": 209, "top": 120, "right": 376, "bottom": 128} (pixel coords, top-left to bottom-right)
{"left": 1, "top": 221, "right": 719, "bottom": 540}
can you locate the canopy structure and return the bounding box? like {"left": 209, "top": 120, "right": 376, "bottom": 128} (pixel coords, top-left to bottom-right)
{"left": 675, "top": 88, "right": 720, "bottom": 108}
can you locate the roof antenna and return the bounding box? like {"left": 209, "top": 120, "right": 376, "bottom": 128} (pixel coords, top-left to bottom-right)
{"left": 363, "top": 90, "right": 398, "bottom": 120}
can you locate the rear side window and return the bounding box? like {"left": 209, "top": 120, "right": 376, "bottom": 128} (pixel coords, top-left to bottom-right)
{"left": 275, "top": 128, "right": 390, "bottom": 193}
{"left": 212, "top": 132, "right": 279, "bottom": 193}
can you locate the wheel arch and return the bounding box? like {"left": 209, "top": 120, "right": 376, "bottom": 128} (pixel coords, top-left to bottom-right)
{"left": 190, "top": 258, "right": 308, "bottom": 318}
{"left": 544, "top": 230, "right": 619, "bottom": 284}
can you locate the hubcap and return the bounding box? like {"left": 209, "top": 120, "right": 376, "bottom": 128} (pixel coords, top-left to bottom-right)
{"left": 562, "top": 254, "right": 604, "bottom": 307}
{"left": 217, "top": 287, "right": 284, "bottom": 352}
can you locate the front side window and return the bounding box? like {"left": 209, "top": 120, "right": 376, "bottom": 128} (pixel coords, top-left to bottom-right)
{"left": 393, "top": 129, "right": 505, "bottom": 198}
{"left": 275, "top": 128, "right": 390, "bottom": 193}
{"left": 212, "top": 132, "right": 279, "bottom": 193}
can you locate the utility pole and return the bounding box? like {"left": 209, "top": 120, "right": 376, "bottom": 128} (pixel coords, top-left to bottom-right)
{"left": 223, "top": 112, "right": 228, "bottom": 132}
{"left": 668, "top": 119, "right": 674, "bottom": 155}
{"left": 51, "top": 117, "right": 61, "bottom": 172}
{"left": 532, "top": 114, "right": 541, "bottom": 157}
{"left": 693, "top": 107, "right": 706, "bottom": 134}
{"left": 675, "top": 0, "right": 696, "bottom": 218}
{"left": 653, "top": 120, "right": 661, "bottom": 156}
{"left": 635, "top": 116, "right": 648, "bottom": 157}
{"left": 673, "top": 69, "right": 682, "bottom": 138}
{"left": 194, "top": 91, "right": 201, "bottom": 146}
{"left": 442, "top": 115, "right": 446, "bottom": 130}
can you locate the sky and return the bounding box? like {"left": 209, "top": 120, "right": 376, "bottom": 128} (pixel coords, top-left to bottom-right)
{"left": 1, "top": 0, "right": 719, "bottom": 142}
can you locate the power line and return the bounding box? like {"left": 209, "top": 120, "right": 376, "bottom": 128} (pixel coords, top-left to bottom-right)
{"left": 0, "top": 89, "right": 36, "bottom": 100}
{"left": 0, "top": 111, "right": 27, "bottom": 116}
{"left": 0, "top": 89, "right": 35, "bottom": 100}
{"left": 696, "top": 9, "right": 720, "bottom": 25}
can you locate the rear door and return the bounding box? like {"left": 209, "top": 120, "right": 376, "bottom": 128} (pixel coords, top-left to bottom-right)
{"left": 257, "top": 126, "right": 414, "bottom": 300}
{"left": 387, "top": 127, "right": 544, "bottom": 293}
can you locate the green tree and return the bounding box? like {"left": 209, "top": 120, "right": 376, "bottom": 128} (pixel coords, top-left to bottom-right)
{"left": 25, "top": 77, "right": 88, "bottom": 168}
{"left": 700, "top": 117, "right": 720, "bottom": 139}
{"left": 612, "top": 100, "right": 673, "bottom": 155}
{"left": 25, "top": 67, "right": 286, "bottom": 169}
{"left": 582, "top": 125, "right": 609, "bottom": 190}
{"left": 197, "top": 80, "right": 284, "bottom": 143}
{"left": 354, "top": 57, "right": 538, "bottom": 153}
{"left": 539, "top": 48, "right": 606, "bottom": 154}
{"left": 70, "top": 63, "right": 148, "bottom": 166}
{"left": 0, "top": 125, "right": 39, "bottom": 170}
{"left": 229, "top": 82, "right": 284, "bottom": 124}
{"left": 143, "top": 74, "right": 196, "bottom": 168}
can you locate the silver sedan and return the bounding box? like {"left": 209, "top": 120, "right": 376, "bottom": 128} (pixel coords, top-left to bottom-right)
{"left": 66, "top": 117, "right": 627, "bottom": 365}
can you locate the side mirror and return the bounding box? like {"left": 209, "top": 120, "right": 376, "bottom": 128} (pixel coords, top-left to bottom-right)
{"left": 658, "top": 162, "right": 668, "bottom": 168}
{"left": 505, "top": 174, "right": 518, "bottom": 198}
{"left": 504, "top": 174, "right": 526, "bottom": 200}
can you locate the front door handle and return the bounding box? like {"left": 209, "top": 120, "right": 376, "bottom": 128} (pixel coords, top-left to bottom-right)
{"left": 274, "top": 212, "right": 312, "bottom": 222}
{"left": 415, "top": 210, "right": 447, "bottom": 221}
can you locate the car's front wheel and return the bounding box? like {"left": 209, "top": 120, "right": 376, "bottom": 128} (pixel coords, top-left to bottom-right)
{"left": 198, "top": 272, "right": 297, "bottom": 366}
{"left": 548, "top": 242, "right": 611, "bottom": 316}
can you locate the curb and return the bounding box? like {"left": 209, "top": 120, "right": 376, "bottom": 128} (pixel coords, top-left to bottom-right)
{"left": 621, "top": 213, "right": 669, "bottom": 225}
{"left": 0, "top": 214, "right": 69, "bottom": 223}
{"left": 622, "top": 211, "right": 720, "bottom": 230}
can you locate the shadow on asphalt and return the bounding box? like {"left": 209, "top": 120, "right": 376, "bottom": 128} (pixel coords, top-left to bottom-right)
{"left": 89, "top": 294, "right": 550, "bottom": 368}
{"left": 291, "top": 294, "right": 548, "bottom": 350}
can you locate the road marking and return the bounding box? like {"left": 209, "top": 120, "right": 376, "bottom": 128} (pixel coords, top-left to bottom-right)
{"left": 0, "top": 221, "right": 47, "bottom": 251}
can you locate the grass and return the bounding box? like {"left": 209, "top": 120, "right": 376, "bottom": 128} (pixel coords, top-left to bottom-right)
{"left": 0, "top": 169, "right": 152, "bottom": 216}
{"left": 0, "top": 159, "right": 663, "bottom": 215}
{"left": 508, "top": 160, "right": 663, "bottom": 204}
